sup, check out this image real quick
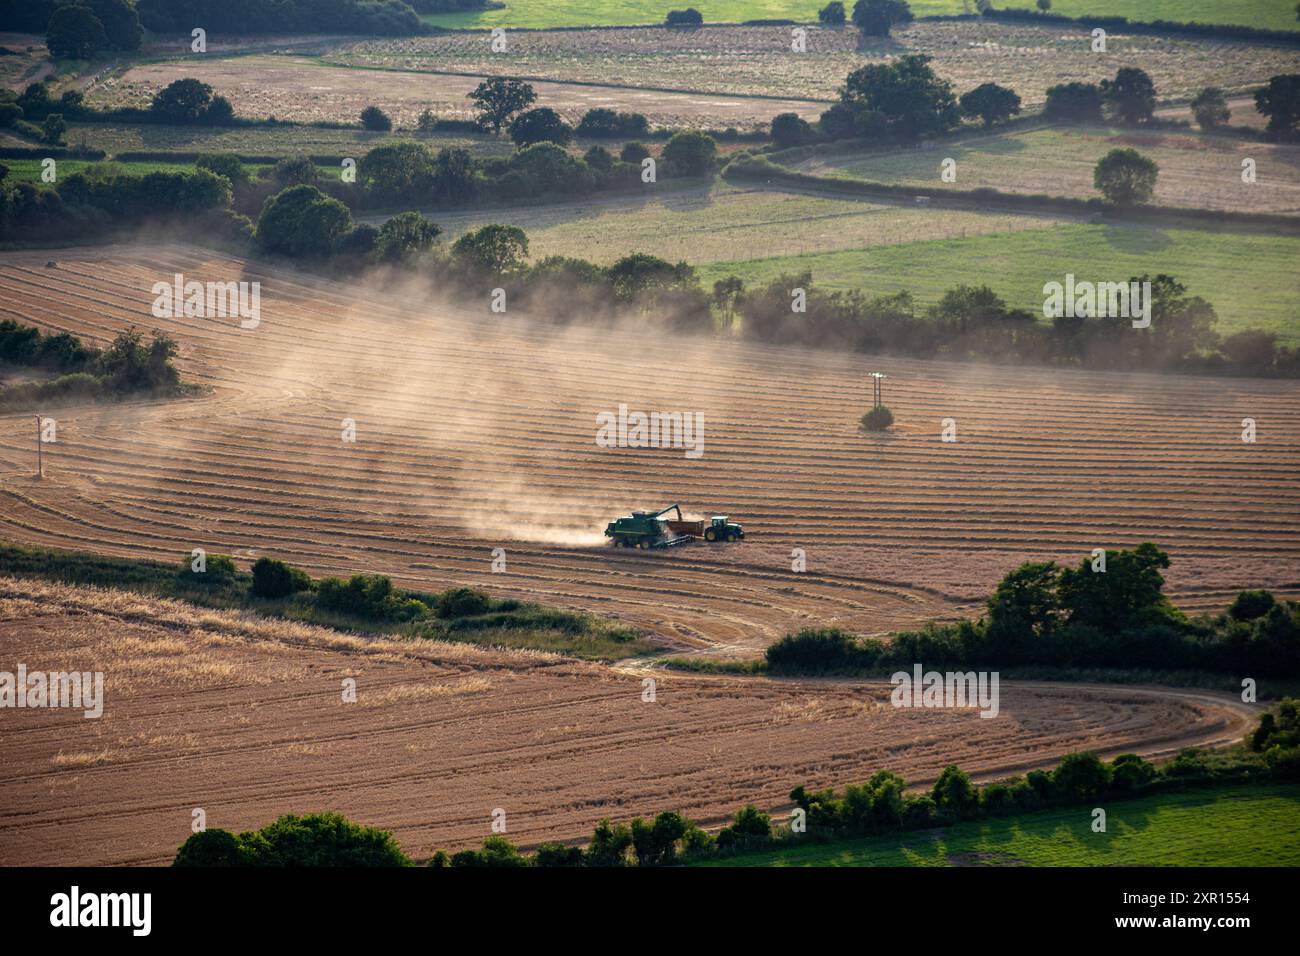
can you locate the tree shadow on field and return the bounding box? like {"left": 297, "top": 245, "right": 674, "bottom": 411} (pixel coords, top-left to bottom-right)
{"left": 1099, "top": 223, "right": 1173, "bottom": 256}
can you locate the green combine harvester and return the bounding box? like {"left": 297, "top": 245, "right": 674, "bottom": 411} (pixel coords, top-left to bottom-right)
{"left": 604, "top": 503, "right": 745, "bottom": 549}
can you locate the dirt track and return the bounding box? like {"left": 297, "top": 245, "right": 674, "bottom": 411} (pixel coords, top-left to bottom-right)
{"left": 0, "top": 579, "right": 1258, "bottom": 865}
{"left": 1, "top": 246, "right": 1298, "bottom": 656}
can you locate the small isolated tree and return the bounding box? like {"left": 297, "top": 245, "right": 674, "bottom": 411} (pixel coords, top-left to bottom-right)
{"left": 452, "top": 223, "right": 529, "bottom": 275}
{"left": 46, "top": 4, "right": 108, "bottom": 59}
{"left": 509, "top": 107, "right": 572, "bottom": 147}
{"left": 41, "top": 113, "right": 66, "bottom": 145}
{"left": 852, "top": 0, "right": 913, "bottom": 38}
{"left": 417, "top": 108, "right": 437, "bottom": 132}
{"left": 662, "top": 130, "right": 716, "bottom": 176}
{"left": 150, "top": 78, "right": 214, "bottom": 124}
{"left": 255, "top": 184, "right": 353, "bottom": 257}
{"left": 1093, "top": 147, "right": 1158, "bottom": 205}
{"left": 712, "top": 276, "right": 744, "bottom": 328}
{"left": 819, "top": 1, "right": 846, "bottom": 25}
{"left": 1190, "top": 87, "right": 1230, "bottom": 130}
{"left": 959, "top": 82, "right": 1021, "bottom": 127}
{"left": 360, "top": 105, "right": 392, "bottom": 131}
{"left": 771, "top": 111, "right": 814, "bottom": 148}
{"left": 1036, "top": 0, "right": 1051, "bottom": 11}
{"left": 664, "top": 8, "right": 703, "bottom": 27}
{"left": 1100, "top": 67, "right": 1157, "bottom": 124}
{"left": 1254, "top": 74, "right": 1300, "bottom": 137}
{"left": 860, "top": 405, "right": 894, "bottom": 431}
{"left": 467, "top": 76, "right": 536, "bottom": 135}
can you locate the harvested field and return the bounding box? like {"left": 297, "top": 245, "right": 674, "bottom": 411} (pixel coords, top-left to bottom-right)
{"left": 1, "top": 246, "right": 1298, "bottom": 656}
{"left": 385, "top": 183, "right": 1071, "bottom": 264}
{"left": 0, "top": 579, "right": 1258, "bottom": 864}
{"left": 323, "top": 21, "right": 1298, "bottom": 106}
{"left": 797, "top": 126, "right": 1300, "bottom": 216}
{"left": 85, "top": 54, "right": 826, "bottom": 131}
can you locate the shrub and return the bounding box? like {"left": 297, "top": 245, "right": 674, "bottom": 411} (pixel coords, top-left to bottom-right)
{"left": 179, "top": 552, "right": 237, "bottom": 578}
{"left": 819, "top": 2, "right": 846, "bottom": 25}
{"left": 766, "top": 627, "right": 878, "bottom": 673}
{"left": 1051, "top": 752, "right": 1111, "bottom": 800}
{"left": 860, "top": 405, "right": 894, "bottom": 431}
{"left": 172, "top": 828, "right": 244, "bottom": 866}
{"left": 452, "top": 835, "right": 528, "bottom": 867}
{"left": 1229, "top": 589, "right": 1276, "bottom": 621}
{"left": 316, "top": 573, "right": 427, "bottom": 621}
{"left": 661, "top": 130, "right": 716, "bottom": 176}
{"left": 1190, "top": 87, "right": 1230, "bottom": 129}
{"left": 360, "top": 105, "right": 392, "bottom": 131}
{"left": 576, "top": 108, "right": 649, "bottom": 138}
{"left": 665, "top": 8, "right": 703, "bottom": 27}
{"left": 509, "top": 107, "right": 572, "bottom": 147}
{"left": 250, "top": 557, "right": 312, "bottom": 599}
{"left": 620, "top": 141, "right": 651, "bottom": 164}
{"left": 435, "top": 585, "right": 492, "bottom": 618}
{"left": 771, "top": 112, "right": 814, "bottom": 149}
{"left": 1044, "top": 82, "right": 1102, "bottom": 122}
{"left": 852, "top": 0, "right": 913, "bottom": 37}
{"left": 959, "top": 82, "right": 1021, "bottom": 127}
{"left": 534, "top": 842, "right": 585, "bottom": 866}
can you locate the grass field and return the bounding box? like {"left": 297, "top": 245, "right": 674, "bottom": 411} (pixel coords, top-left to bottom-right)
{"left": 697, "top": 222, "right": 1300, "bottom": 343}
{"left": 798, "top": 126, "right": 1300, "bottom": 215}
{"left": 411, "top": 182, "right": 1068, "bottom": 265}
{"left": 700, "top": 784, "right": 1300, "bottom": 866}
{"left": 42, "top": 121, "right": 510, "bottom": 160}
{"left": 419, "top": 1, "right": 1298, "bottom": 30}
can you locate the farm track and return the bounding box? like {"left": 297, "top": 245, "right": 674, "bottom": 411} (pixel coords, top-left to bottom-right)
{"left": 0, "top": 581, "right": 1260, "bottom": 864}
{"left": 1, "top": 245, "right": 1298, "bottom": 655}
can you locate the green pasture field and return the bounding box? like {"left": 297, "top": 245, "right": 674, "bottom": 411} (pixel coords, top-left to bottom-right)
{"left": 697, "top": 221, "right": 1300, "bottom": 344}
{"left": 699, "top": 783, "right": 1300, "bottom": 866}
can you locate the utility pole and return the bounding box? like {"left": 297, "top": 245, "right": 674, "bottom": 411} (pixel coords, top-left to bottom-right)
{"left": 869, "top": 371, "right": 886, "bottom": 407}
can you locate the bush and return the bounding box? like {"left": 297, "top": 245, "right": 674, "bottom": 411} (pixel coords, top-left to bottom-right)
{"left": 316, "top": 573, "right": 427, "bottom": 621}
{"left": 1051, "top": 752, "right": 1111, "bottom": 800}
{"left": 1190, "top": 87, "right": 1230, "bottom": 129}
{"left": 360, "top": 105, "right": 392, "bottom": 131}
{"left": 250, "top": 557, "right": 312, "bottom": 599}
{"left": 665, "top": 8, "right": 703, "bottom": 27}
{"left": 576, "top": 108, "right": 649, "bottom": 138}
{"left": 179, "top": 552, "right": 237, "bottom": 578}
{"left": 1229, "top": 589, "right": 1276, "bottom": 621}
{"left": 771, "top": 112, "right": 814, "bottom": 149}
{"left": 859, "top": 405, "right": 893, "bottom": 431}
{"left": 509, "top": 107, "right": 572, "bottom": 147}
{"left": 1045, "top": 82, "right": 1103, "bottom": 122}
{"left": 620, "top": 141, "right": 651, "bottom": 164}
{"left": 435, "top": 585, "right": 492, "bottom": 618}
{"left": 819, "top": 2, "right": 846, "bottom": 25}
{"left": 661, "top": 130, "right": 716, "bottom": 176}
{"left": 766, "top": 627, "right": 879, "bottom": 673}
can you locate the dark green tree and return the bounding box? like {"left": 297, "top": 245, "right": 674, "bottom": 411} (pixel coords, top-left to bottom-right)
{"left": 467, "top": 76, "right": 536, "bottom": 134}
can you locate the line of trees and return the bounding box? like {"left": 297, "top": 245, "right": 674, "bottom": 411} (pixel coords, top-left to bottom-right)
{"left": 171, "top": 700, "right": 1300, "bottom": 865}
{"left": 765, "top": 544, "right": 1300, "bottom": 678}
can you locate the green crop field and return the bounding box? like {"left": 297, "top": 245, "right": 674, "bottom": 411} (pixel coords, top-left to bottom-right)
{"left": 699, "top": 784, "right": 1300, "bottom": 866}
{"left": 423, "top": 1, "right": 1298, "bottom": 30}
{"left": 697, "top": 221, "right": 1300, "bottom": 344}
